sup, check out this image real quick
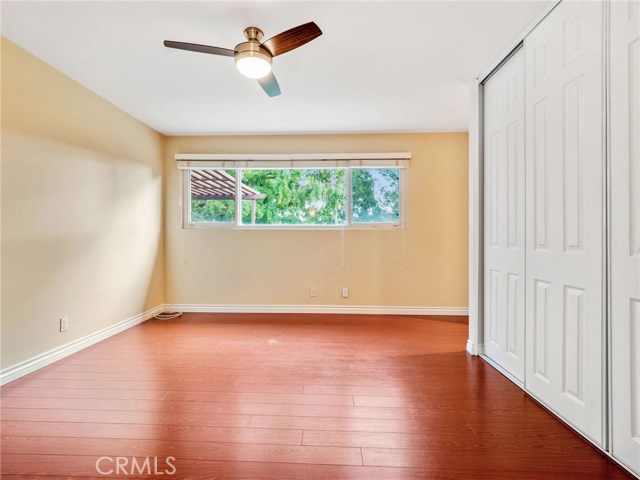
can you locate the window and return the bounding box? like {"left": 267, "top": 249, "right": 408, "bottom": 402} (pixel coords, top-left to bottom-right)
{"left": 351, "top": 168, "right": 400, "bottom": 224}
{"left": 239, "top": 169, "right": 347, "bottom": 226}
{"left": 179, "top": 153, "right": 408, "bottom": 229}
{"left": 190, "top": 169, "right": 237, "bottom": 223}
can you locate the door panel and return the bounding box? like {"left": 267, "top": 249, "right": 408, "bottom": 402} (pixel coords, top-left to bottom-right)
{"left": 524, "top": 0, "right": 604, "bottom": 445}
{"left": 611, "top": 0, "right": 640, "bottom": 473}
{"left": 483, "top": 48, "right": 526, "bottom": 382}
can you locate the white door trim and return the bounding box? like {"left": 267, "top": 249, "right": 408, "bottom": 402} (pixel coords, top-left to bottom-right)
{"left": 468, "top": 77, "right": 483, "bottom": 356}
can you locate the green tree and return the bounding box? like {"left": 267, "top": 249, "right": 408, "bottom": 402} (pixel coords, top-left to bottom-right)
{"left": 241, "top": 169, "right": 346, "bottom": 225}
{"left": 190, "top": 167, "right": 399, "bottom": 225}
{"left": 351, "top": 169, "right": 399, "bottom": 223}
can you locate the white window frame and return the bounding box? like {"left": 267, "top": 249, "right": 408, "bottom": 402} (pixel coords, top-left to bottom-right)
{"left": 178, "top": 153, "right": 410, "bottom": 230}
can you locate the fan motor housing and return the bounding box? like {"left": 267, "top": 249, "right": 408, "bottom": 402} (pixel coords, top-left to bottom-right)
{"left": 234, "top": 41, "right": 272, "bottom": 65}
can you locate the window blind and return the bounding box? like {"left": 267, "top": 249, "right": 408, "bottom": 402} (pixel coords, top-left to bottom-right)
{"left": 175, "top": 153, "right": 410, "bottom": 170}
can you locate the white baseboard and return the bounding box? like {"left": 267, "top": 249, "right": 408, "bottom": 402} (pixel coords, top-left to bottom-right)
{"left": 165, "top": 304, "right": 469, "bottom": 316}
{"left": 466, "top": 339, "right": 477, "bottom": 355}
{"left": 0, "top": 305, "right": 164, "bottom": 386}
{"left": 466, "top": 339, "right": 486, "bottom": 356}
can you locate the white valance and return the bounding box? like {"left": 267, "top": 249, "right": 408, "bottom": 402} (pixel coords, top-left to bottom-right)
{"left": 175, "top": 152, "right": 410, "bottom": 170}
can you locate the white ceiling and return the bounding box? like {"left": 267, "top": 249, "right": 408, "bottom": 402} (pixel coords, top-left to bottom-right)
{"left": 1, "top": 1, "right": 550, "bottom": 135}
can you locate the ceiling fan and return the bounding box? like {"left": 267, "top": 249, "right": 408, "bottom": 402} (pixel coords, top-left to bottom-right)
{"left": 164, "top": 22, "right": 322, "bottom": 97}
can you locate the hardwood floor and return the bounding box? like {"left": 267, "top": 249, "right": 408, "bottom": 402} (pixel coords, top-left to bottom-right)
{"left": 0, "top": 313, "right": 633, "bottom": 479}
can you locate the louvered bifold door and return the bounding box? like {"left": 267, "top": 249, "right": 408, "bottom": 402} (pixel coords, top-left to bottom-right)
{"left": 610, "top": 0, "right": 640, "bottom": 474}
{"left": 483, "top": 47, "right": 526, "bottom": 382}
{"left": 524, "top": 0, "right": 605, "bottom": 445}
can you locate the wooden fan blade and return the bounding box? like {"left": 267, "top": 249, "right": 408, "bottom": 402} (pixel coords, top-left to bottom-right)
{"left": 258, "top": 72, "right": 281, "bottom": 97}
{"left": 164, "top": 40, "right": 235, "bottom": 57}
{"left": 261, "top": 22, "right": 322, "bottom": 57}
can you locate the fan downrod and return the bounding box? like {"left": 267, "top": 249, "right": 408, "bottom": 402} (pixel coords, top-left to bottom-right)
{"left": 243, "top": 27, "right": 264, "bottom": 42}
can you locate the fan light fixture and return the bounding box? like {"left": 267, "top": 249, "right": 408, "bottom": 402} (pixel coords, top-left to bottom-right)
{"left": 235, "top": 50, "right": 272, "bottom": 79}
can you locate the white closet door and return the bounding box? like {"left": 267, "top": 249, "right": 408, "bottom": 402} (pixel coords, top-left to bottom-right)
{"left": 611, "top": 0, "right": 640, "bottom": 473}
{"left": 483, "top": 48, "right": 526, "bottom": 382}
{"left": 524, "top": 0, "right": 604, "bottom": 444}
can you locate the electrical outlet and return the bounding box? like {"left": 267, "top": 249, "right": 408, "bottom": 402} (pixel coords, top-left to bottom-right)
{"left": 341, "top": 287, "right": 349, "bottom": 298}
{"left": 309, "top": 287, "right": 317, "bottom": 297}
{"left": 59, "top": 316, "right": 69, "bottom": 332}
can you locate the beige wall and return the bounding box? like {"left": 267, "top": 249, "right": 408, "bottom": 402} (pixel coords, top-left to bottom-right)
{"left": 165, "top": 133, "right": 468, "bottom": 308}
{"left": 1, "top": 38, "right": 165, "bottom": 368}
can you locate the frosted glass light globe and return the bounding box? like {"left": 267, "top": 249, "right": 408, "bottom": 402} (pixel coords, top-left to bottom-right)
{"left": 236, "top": 56, "right": 271, "bottom": 79}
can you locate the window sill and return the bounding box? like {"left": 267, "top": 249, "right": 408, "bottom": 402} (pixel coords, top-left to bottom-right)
{"left": 184, "top": 223, "right": 403, "bottom": 231}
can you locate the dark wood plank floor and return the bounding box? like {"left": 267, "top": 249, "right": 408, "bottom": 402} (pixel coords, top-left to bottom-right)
{"left": 0, "top": 313, "right": 633, "bottom": 479}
